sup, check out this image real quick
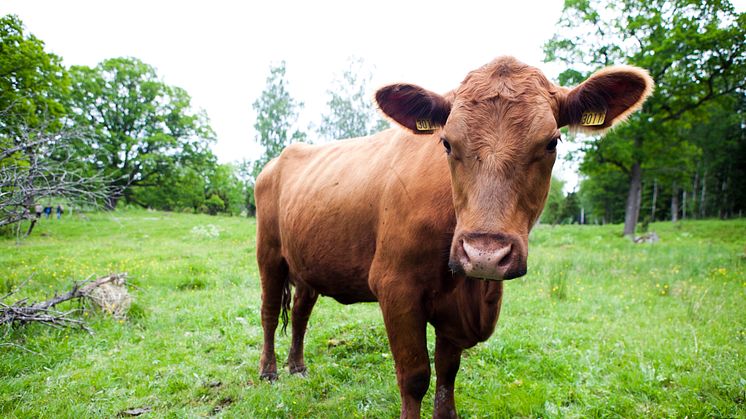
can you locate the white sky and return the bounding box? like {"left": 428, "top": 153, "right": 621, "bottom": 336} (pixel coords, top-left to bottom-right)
{"left": 9, "top": 0, "right": 741, "bottom": 190}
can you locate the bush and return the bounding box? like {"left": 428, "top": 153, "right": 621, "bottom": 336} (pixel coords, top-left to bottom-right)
{"left": 204, "top": 194, "right": 225, "bottom": 215}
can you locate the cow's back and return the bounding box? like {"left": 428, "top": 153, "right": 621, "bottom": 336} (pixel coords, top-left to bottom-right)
{"left": 255, "top": 128, "right": 454, "bottom": 304}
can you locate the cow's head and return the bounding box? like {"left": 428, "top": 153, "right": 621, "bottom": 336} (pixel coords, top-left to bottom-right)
{"left": 376, "top": 57, "right": 653, "bottom": 280}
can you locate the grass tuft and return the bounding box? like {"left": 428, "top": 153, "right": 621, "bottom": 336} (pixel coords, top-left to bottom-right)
{"left": 177, "top": 277, "right": 208, "bottom": 291}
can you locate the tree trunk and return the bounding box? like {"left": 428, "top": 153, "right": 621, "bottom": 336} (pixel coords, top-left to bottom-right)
{"left": 671, "top": 182, "right": 679, "bottom": 222}
{"left": 720, "top": 177, "right": 729, "bottom": 219}
{"left": 623, "top": 162, "right": 642, "bottom": 236}
{"left": 246, "top": 203, "right": 256, "bottom": 217}
{"left": 699, "top": 170, "right": 707, "bottom": 218}
{"left": 691, "top": 170, "right": 699, "bottom": 219}
{"left": 104, "top": 193, "right": 121, "bottom": 211}
{"left": 603, "top": 202, "right": 610, "bottom": 225}
{"left": 25, "top": 218, "right": 37, "bottom": 237}
{"left": 651, "top": 178, "right": 658, "bottom": 221}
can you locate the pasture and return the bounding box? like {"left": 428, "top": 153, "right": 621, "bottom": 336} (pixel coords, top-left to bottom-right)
{"left": 1, "top": 210, "right": 744, "bottom": 418}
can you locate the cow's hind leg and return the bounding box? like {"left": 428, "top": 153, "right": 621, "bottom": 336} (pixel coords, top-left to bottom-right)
{"left": 259, "top": 252, "right": 289, "bottom": 381}
{"left": 286, "top": 282, "right": 318, "bottom": 375}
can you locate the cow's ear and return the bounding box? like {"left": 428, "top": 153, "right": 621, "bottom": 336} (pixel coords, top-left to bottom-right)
{"left": 557, "top": 66, "right": 654, "bottom": 132}
{"left": 375, "top": 84, "right": 451, "bottom": 134}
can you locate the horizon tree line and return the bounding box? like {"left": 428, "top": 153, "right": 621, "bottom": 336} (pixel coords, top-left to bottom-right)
{"left": 2, "top": 3, "right": 744, "bottom": 236}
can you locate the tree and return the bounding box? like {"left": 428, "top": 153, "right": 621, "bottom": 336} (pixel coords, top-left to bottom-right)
{"left": 67, "top": 57, "right": 216, "bottom": 209}
{"left": 204, "top": 194, "right": 225, "bottom": 216}
{"left": 206, "top": 163, "right": 245, "bottom": 215}
{"left": 540, "top": 176, "right": 567, "bottom": 224}
{"left": 578, "top": 169, "right": 630, "bottom": 225}
{"left": 561, "top": 191, "right": 582, "bottom": 224}
{"left": 317, "top": 57, "right": 390, "bottom": 141}
{"left": 0, "top": 16, "right": 105, "bottom": 236}
{"left": 130, "top": 164, "right": 207, "bottom": 212}
{"left": 679, "top": 93, "right": 746, "bottom": 218}
{"left": 0, "top": 120, "right": 108, "bottom": 236}
{"left": 540, "top": 177, "right": 585, "bottom": 225}
{"left": 130, "top": 162, "right": 246, "bottom": 216}
{"left": 237, "top": 159, "right": 256, "bottom": 217}
{"left": 545, "top": 0, "right": 746, "bottom": 235}
{"left": 0, "top": 15, "right": 69, "bottom": 138}
{"left": 251, "top": 61, "right": 306, "bottom": 179}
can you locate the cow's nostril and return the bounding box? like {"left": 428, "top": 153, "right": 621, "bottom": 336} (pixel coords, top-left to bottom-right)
{"left": 460, "top": 239, "right": 471, "bottom": 263}
{"left": 456, "top": 233, "right": 526, "bottom": 280}
{"left": 496, "top": 244, "right": 512, "bottom": 267}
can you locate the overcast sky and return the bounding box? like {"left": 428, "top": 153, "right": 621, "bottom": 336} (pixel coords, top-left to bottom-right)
{"left": 7, "top": 0, "right": 741, "bottom": 190}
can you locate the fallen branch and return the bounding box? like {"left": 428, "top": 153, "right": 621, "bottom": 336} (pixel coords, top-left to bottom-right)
{"left": 0, "top": 273, "right": 130, "bottom": 332}
{"left": 633, "top": 232, "right": 660, "bottom": 244}
{"left": 0, "top": 342, "right": 43, "bottom": 355}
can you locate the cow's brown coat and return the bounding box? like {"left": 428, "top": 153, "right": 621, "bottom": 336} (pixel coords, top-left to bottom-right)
{"left": 255, "top": 56, "right": 653, "bottom": 418}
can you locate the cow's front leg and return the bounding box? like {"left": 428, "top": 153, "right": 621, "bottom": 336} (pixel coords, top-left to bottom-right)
{"left": 433, "top": 335, "right": 462, "bottom": 418}
{"left": 379, "top": 289, "right": 430, "bottom": 419}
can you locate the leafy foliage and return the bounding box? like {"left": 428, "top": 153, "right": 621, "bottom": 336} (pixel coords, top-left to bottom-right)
{"left": 545, "top": 0, "right": 746, "bottom": 231}
{"left": 681, "top": 93, "right": 746, "bottom": 218}
{"left": 0, "top": 14, "right": 69, "bottom": 138}
{"left": 236, "top": 160, "right": 256, "bottom": 217}
{"left": 578, "top": 169, "right": 630, "bottom": 224}
{"left": 317, "top": 57, "right": 389, "bottom": 141}
{"left": 130, "top": 165, "right": 207, "bottom": 212}
{"left": 541, "top": 177, "right": 583, "bottom": 225}
{"left": 67, "top": 58, "right": 217, "bottom": 209}
{"left": 540, "top": 176, "right": 567, "bottom": 224}
{"left": 206, "top": 163, "right": 245, "bottom": 215}
{"left": 250, "top": 61, "right": 306, "bottom": 179}
{"left": 2, "top": 17, "right": 250, "bottom": 217}
{"left": 0, "top": 16, "right": 105, "bottom": 234}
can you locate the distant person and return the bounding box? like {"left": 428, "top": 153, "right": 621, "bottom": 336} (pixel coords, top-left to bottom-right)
{"left": 35, "top": 204, "right": 43, "bottom": 219}
{"left": 56, "top": 204, "right": 63, "bottom": 219}
{"left": 44, "top": 206, "right": 52, "bottom": 218}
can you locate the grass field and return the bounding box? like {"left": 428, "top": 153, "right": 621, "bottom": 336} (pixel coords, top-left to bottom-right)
{"left": 1, "top": 209, "right": 744, "bottom": 418}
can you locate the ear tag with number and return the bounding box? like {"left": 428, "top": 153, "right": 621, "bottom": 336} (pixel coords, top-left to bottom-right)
{"left": 580, "top": 111, "right": 606, "bottom": 126}
{"left": 415, "top": 119, "right": 437, "bottom": 132}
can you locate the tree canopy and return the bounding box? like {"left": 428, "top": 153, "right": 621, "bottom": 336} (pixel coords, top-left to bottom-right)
{"left": 67, "top": 57, "right": 216, "bottom": 209}
{"left": 251, "top": 61, "right": 306, "bottom": 179}
{"left": 545, "top": 0, "right": 746, "bottom": 233}
{"left": 0, "top": 14, "right": 69, "bottom": 138}
{"left": 317, "top": 57, "right": 389, "bottom": 141}
{"left": 0, "top": 16, "right": 108, "bottom": 234}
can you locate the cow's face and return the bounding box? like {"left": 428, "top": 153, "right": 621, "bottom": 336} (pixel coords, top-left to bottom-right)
{"left": 376, "top": 57, "right": 653, "bottom": 280}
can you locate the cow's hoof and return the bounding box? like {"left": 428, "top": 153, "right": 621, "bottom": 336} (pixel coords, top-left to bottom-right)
{"left": 288, "top": 365, "right": 307, "bottom": 377}
{"left": 259, "top": 371, "right": 278, "bottom": 382}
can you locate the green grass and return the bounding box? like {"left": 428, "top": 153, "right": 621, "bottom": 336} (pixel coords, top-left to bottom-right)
{"left": 1, "top": 210, "right": 744, "bottom": 418}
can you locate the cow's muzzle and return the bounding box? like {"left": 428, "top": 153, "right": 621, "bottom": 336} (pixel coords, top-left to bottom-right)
{"left": 449, "top": 232, "right": 527, "bottom": 280}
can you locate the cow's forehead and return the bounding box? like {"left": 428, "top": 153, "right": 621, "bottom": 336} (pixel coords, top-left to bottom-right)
{"left": 456, "top": 57, "right": 558, "bottom": 102}
{"left": 446, "top": 58, "right": 561, "bottom": 146}
{"left": 447, "top": 93, "right": 559, "bottom": 145}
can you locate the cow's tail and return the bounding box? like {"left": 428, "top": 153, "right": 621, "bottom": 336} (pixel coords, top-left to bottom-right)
{"left": 280, "top": 275, "right": 292, "bottom": 335}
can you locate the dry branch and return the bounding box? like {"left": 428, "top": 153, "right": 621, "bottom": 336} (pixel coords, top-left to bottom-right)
{"left": 0, "top": 273, "right": 130, "bottom": 332}
{"left": 0, "top": 116, "right": 112, "bottom": 236}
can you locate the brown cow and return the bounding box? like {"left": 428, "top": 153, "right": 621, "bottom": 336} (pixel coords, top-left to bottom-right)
{"left": 255, "top": 56, "right": 653, "bottom": 418}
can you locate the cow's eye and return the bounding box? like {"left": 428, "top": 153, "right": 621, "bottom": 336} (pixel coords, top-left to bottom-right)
{"left": 546, "top": 137, "right": 559, "bottom": 153}
{"left": 442, "top": 138, "right": 452, "bottom": 154}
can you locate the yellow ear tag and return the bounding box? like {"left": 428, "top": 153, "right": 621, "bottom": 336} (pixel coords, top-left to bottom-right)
{"left": 415, "top": 119, "right": 437, "bottom": 132}
{"left": 581, "top": 111, "right": 606, "bottom": 126}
